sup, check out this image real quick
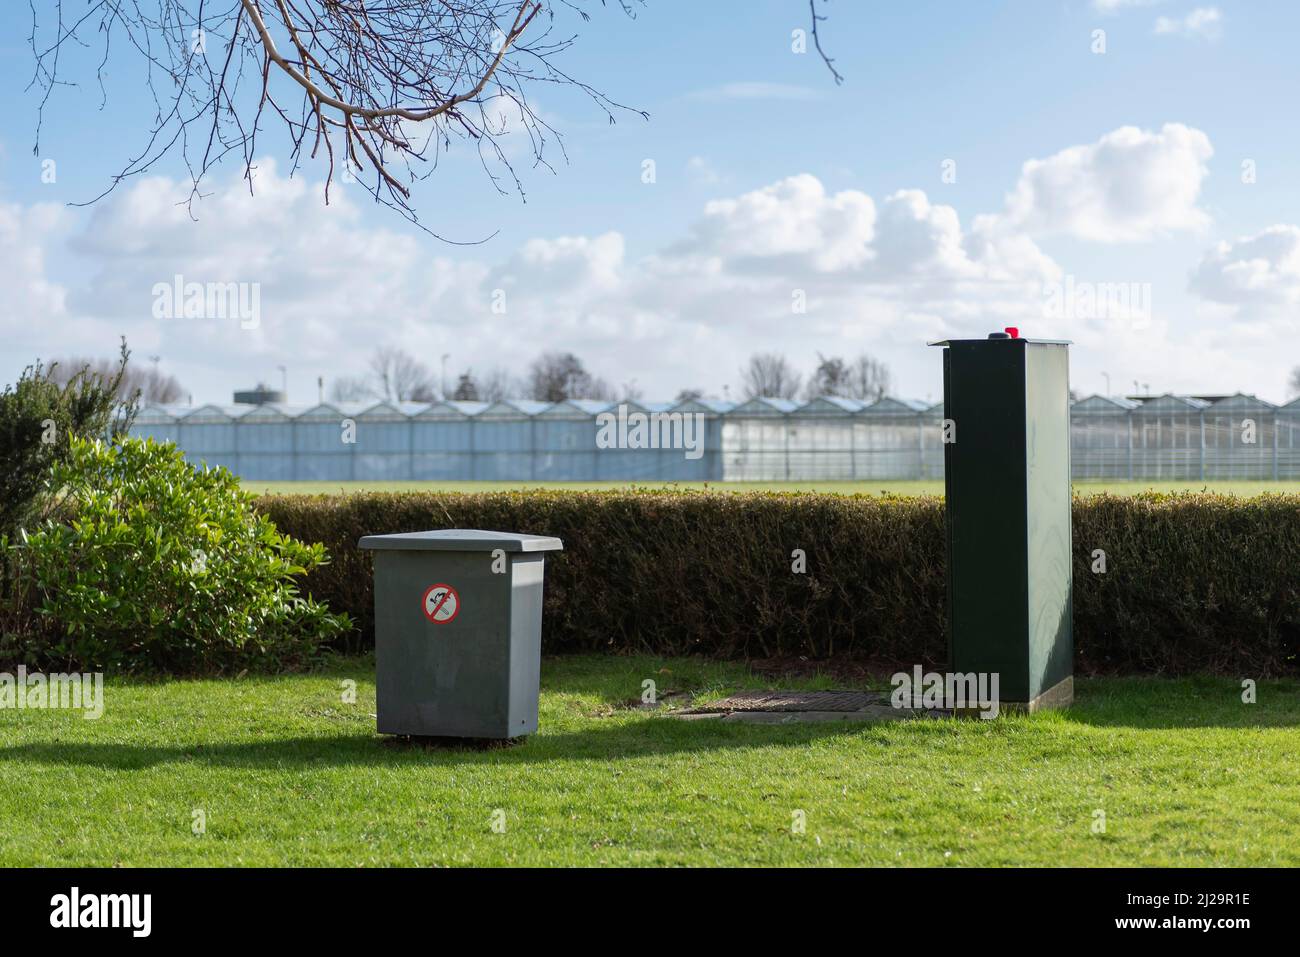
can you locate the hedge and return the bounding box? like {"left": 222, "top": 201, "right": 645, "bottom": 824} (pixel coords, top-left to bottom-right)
{"left": 258, "top": 490, "right": 1300, "bottom": 676}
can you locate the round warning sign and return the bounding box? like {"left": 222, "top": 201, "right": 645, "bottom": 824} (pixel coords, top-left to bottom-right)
{"left": 421, "top": 583, "right": 460, "bottom": 624}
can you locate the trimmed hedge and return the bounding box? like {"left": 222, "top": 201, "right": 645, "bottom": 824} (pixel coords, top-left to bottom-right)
{"left": 258, "top": 490, "right": 1300, "bottom": 676}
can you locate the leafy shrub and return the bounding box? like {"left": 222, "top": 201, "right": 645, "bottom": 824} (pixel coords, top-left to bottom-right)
{"left": 7, "top": 437, "right": 350, "bottom": 673}
{"left": 258, "top": 489, "right": 1300, "bottom": 676}
{"left": 0, "top": 339, "right": 137, "bottom": 537}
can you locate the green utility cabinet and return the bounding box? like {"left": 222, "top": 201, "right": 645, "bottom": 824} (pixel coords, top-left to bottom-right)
{"left": 931, "top": 332, "right": 1074, "bottom": 711}
{"left": 358, "top": 529, "right": 564, "bottom": 739}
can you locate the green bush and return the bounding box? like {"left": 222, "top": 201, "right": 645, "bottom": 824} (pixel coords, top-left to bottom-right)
{"left": 6, "top": 437, "right": 350, "bottom": 673}
{"left": 258, "top": 489, "right": 1300, "bottom": 676}
{"left": 0, "top": 340, "right": 137, "bottom": 537}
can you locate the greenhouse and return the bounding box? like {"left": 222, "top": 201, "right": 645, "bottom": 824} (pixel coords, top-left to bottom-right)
{"left": 129, "top": 393, "right": 1300, "bottom": 482}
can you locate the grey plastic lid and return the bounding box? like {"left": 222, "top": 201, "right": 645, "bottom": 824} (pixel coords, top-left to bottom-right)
{"left": 358, "top": 528, "right": 564, "bottom": 553}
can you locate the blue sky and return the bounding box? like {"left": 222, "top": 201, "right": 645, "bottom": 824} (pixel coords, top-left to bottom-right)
{"left": 2, "top": 0, "right": 1298, "bottom": 404}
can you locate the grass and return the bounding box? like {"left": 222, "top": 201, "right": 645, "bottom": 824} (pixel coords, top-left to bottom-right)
{"left": 2, "top": 655, "right": 1297, "bottom": 866}
{"left": 243, "top": 478, "right": 1300, "bottom": 497}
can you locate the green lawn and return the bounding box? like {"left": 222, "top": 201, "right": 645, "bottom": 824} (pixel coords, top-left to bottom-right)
{"left": 244, "top": 478, "right": 1300, "bottom": 497}
{"left": 2, "top": 656, "right": 1297, "bottom": 866}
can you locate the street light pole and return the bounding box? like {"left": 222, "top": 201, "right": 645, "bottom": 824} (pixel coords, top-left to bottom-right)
{"left": 441, "top": 353, "right": 450, "bottom": 400}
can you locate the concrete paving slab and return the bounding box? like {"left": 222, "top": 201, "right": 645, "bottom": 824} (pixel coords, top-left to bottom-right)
{"left": 668, "top": 688, "right": 955, "bottom": 723}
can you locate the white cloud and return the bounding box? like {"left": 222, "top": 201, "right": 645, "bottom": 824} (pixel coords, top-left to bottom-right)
{"left": 51, "top": 161, "right": 487, "bottom": 398}
{"left": 488, "top": 233, "right": 626, "bottom": 300}
{"left": 1190, "top": 225, "right": 1300, "bottom": 307}
{"left": 686, "top": 156, "right": 723, "bottom": 186}
{"left": 0, "top": 201, "right": 68, "bottom": 334}
{"left": 870, "top": 190, "right": 972, "bottom": 280}
{"left": 1092, "top": 0, "right": 1166, "bottom": 12}
{"left": 668, "top": 174, "right": 876, "bottom": 273}
{"left": 660, "top": 175, "right": 1058, "bottom": 287}
{"left": 1154, "top": 7, "right": 1223, "bottom": 39}
{"left": 13, "top": 120, "right": 1286, "bottom": 404}
{"left": 996, "top": 123, "right": 1213, "bottom": 242}
{"left": 686, "top": 82, "right": 822, "bottom": 102}
{"left": 872, "top": 189, "right": 1060, "bottom": 284}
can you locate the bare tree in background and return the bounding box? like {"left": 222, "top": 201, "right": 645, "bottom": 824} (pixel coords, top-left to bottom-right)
{"left": 805, "top": 353, "right": 849, "bottom": 400}
{"left": 477, "top": 367, "right": 516, "bottom": 402}
{"left": 442, "top": 366, "right": 518, "bottom": 402}
{"left": 845, "top": 354, "right": 891, "bottom": 401}
{"left": 805, "top": 352, "right": 891, "bottom": 401}
{"left": 526, "top": 351, "right": 610, "bottom": 402}
{"left": 740, "top": 353, "right": 802, "bottom": 400}
{"left": 450, "top": 367, "right": 515, "bottom": 401}
{"left": 328, "top": 347, "right": 435, "bottom": 402}
{"left": 29, "top": 3, "right": 837, "bottom": 235}
{"left": 674, "top": 387, "right": 705, "bottom": 404}
{"left": 48, "top": 353, "right": 184, "bottom": 404}
{"left": 368, "top": 346, "right": 436, "bottom": 402}
{"left": 329, "top": 375, "right": 373, "bottom": 403}
{"left": 451, "top": 371, "right": 481, "bottom": 401}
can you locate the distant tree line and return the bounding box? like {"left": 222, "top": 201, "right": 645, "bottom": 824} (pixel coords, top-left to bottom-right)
{"left": 738, "top": 351, "right": 892, "bottom": 402}
{"left": 41, "top": 347, "right": 1300, "bottom": 410}
{"left": 331, "top": 346, "right": 894, "bottom": 405}
{"left": 42, "top": 343, "right": 895, "bottom": 408}
{"left": 329, "top": 348, "right": 637, "bottom": 405}
{"left": 46, "top": 352, "right": 184, "bottom": 405}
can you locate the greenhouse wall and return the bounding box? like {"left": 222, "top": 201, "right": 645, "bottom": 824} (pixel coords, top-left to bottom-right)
{"left": 129, "top": 394, "right": 1300, "bottom": 482}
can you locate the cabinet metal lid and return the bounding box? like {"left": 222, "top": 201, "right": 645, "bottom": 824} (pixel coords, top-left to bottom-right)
{"left": 927, "top": 338, "right": 1071, "bottom": 346}
{"left": 358, "top": 529, "right": 564, "bottom": 552}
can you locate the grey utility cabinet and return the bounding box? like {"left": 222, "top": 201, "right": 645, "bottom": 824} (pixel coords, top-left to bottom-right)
{"left": 358, "top": 529, "right": 564, "bottom": 738}
{"left": 930, "top": 331, "right": 1074, "bottom": 711}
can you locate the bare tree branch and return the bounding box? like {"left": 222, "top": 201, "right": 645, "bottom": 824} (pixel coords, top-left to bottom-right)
{"left": 29, "top": 0, "right": 648, "bottom": 239}
{"left": 808, "top": 0, "right": 842, "bottom": 85}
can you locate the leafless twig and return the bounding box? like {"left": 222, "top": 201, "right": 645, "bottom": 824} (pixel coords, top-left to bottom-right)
{"left": 808, "top": 0, "right": 842, "bottom": 85}
{"left": 29, "top": 0, "right": 647, "bottom": 240}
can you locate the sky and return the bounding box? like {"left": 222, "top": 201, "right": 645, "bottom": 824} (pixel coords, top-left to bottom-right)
{"left": 2, "top": 0, "right": 1299, "bottom": 406}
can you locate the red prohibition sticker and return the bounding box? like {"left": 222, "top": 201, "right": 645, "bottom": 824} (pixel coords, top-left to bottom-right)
{"left": 421, "top": 583, "right": 460, "bottom": 624}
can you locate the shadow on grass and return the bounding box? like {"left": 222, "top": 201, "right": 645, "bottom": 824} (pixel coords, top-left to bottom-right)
{"left": 542, "top": 660, "right": 1300, "bottom": 716}
{"left": 0, "top": 718, "right": 876, "bottom": 771}
{"left": 4, "top": 678, "right": 1299, "bottom": 773}
{"left": 534, "top": 656, "right": 914, "bottom": 706}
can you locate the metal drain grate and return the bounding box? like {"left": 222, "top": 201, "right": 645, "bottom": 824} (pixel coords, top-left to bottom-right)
{"left": 691, "top": 689, "right": 890, "bottom": 713}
